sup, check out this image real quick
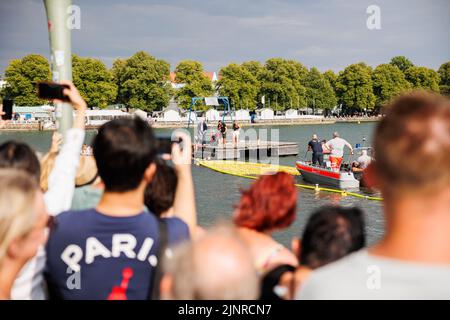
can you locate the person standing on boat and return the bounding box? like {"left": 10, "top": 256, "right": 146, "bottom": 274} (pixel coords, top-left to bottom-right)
{"left": 356, "top": 149, "right": 372, "bottom": 170}
{"left": 325, "top": 132, "right": 353, "bottom": 170}
{"left": 307, "top": 134, "right": 323, "bottom": 166}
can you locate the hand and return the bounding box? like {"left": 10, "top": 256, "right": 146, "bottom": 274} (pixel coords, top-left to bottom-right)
{"left": 53, "top": 80, "right": 87, "bottom": 111}
{"left": 171, "top": 130, "right": 192, "bottom": 172}
{"left": 50, "top": 132, "right": 63, "bottom": 152}
{"left": 350, "top": 150, "right": 354, "bottom": 155}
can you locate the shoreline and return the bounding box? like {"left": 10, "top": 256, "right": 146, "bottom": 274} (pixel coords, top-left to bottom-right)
{"left": 0, "top": 117, "right": 380, "bottom": 132}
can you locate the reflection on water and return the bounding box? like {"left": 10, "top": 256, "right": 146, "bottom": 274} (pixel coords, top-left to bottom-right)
{"left": 0, "top": 121, "right": 384, "bottom": 246}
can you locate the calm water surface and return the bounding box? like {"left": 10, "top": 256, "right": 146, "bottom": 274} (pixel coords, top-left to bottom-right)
{"left": 0, "top": 122, "right": 384, "bottom": 246}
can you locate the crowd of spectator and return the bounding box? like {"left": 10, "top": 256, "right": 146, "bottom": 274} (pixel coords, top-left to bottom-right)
{"left": 0, "top": 81, "right": 449, "bottom": 300}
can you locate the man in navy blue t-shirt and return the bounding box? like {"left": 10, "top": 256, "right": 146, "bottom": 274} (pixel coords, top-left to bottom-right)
{"left": 307, "top": 134, "right": 324, "bottom": 166}
{"left": 45, "top": 118, "right": 190, "bottom": 300}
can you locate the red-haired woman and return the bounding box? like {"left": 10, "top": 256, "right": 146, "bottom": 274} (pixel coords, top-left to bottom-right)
{"left": 234, "top": 172, "right": 298, "bottom": 274}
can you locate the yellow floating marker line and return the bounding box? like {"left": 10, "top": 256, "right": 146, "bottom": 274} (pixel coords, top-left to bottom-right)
{"left": 196, "top": 159, "right": 383, "bottom": 201}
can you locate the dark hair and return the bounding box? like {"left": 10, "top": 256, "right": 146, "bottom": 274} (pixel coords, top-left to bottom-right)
{"left": 299, "top": 206, "right": 365, "bottom": 269}
{"left": 93, "top": 117, "right": 157, "bottom": 192}
{"left": 0, "top": 141, "right": 40, "bottom": 184}
{"left": 144, "top": 160, "right": 178, "bottom": 216}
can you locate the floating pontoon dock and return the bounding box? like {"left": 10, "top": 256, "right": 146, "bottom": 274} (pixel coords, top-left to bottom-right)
{"left": 193, "top": 141, "right": 299, "bottom": 160}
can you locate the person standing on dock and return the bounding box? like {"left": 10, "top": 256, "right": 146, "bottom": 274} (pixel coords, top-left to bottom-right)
{"left": 195, "top": 119, "right": 207, "bottom": 150}
{"left": 218, "top": 120, "right": 227, "bottom": 146}
{"left": 307, "top": 134, "right": 323, "bottom": 166}
{"left": 232, "top": 121, "right": 240, "bottom": 147}
{"left": 325, "top": 132, "right": 353, "bottom": 170}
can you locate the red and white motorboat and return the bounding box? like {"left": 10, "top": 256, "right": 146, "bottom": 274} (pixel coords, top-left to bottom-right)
{"left": 296, "top": 161, "right": 360, "bottom": 189}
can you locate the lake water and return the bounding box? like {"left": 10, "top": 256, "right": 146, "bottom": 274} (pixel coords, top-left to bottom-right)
{"left": 0, "top": 121, "right": 384, "bottom": 247}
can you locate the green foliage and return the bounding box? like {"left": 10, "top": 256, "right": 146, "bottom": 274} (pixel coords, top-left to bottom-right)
{"left": 2, "top": 54, "right": 51, "bottom": 106}
{"left": 217, "top": 63, "right": 259, "bottom": 110}
{"left": 113, "top": 51, "right": 172, "bottom": 112}
{"left": 336, "top": 63, "right": 376, "bottom": 111}
{"left": 438, "top": 61, "right": 450, "bottom": 96}
{"left": 304, "top": 67, "right": 337, "bottom": 110}
{"left": 111, "top": 58, "right": 127, "bottom": 104}
{"left": 258, "top": 58, "right": 307, "bottom": 110}
{"left": 372, "top": 64, "right": 410, "bottom": 106}
{"left": 323, "top": 70, "right": 337, "bottom": 91}
{"left": 174, "top": 60, "right": 213, "bottom": 109}
{"left": 241, "top": 61, "right": 264, "bottom": 79}
{"left": 404, "top": 66, "right": 440, "bottom": 92}
{"left": 72, "top": 55, "right": 117, "bottom": 108}
{"left": 390, "top": 56, "right": 414, "bottom": 73}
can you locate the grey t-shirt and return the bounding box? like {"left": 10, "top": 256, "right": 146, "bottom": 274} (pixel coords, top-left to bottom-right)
{"left": 297, "top": 249, "right": 450, "bottom": 300}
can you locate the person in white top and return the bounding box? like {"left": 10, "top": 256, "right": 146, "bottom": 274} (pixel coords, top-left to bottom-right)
{"left": 325, "top": 132, "right": 353, "bottom": 170}
{"left": 4, "top": 81, "right": 86, "bottom": 300}
{"left": 297, "top": 91, "right": 450, "bottom": 300}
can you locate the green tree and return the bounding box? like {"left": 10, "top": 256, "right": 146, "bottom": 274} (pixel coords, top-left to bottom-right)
{"left": 323, "top": 70, "right": 337, "bottom": 91}
{"left": 304, "top": 67, "right": 337, "bottom": 111}
{"left": 438, "top": 61, "right": 450, "bottom": 96}
{"left": 241, "top": 61, "right": 264, "bottom": 79}
{"left": 2, "top": 54, "right": 51, "bottom": 106}
{"left": 336, "top": 63, "right": 376, "bottom": 112}
{"left": 258, "top": 58, "right": 307, "bottom": 110}
{"left": 390, "top": 56, "right": 414, "bottom": 73}
{"left": 114, "top": 51, "right": 172, "bottom": 112}
{"left": 404, "top": 66, "right": 440, "bottom": 92}
{"left": 372, "top": 64, "right": 410, "bottom": 106}
{"left": 174, "top": 60, "right": 213, "bottom": 109}
{"left": 111, "top": 58, "right": 127, "bottom": 104}
{"left": 72, "top": 55, "right": 117, "bottom": 108}
{"left": 217, "top": 63, "right": 259, "bottom": 110}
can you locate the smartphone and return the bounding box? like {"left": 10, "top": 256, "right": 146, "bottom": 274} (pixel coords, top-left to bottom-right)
{"left": 37, "top": 82, "right": 70, "bottom": 101}
{"left": 1, "top": 99, "right": 13, "bottom": 120}
{"left": 156, "top": 136, "right": 182, "bottom": 155}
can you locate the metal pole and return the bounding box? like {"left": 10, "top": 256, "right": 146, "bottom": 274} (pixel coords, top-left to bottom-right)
{"left": 44, "top": 0, "right": 73, "bottom": 134}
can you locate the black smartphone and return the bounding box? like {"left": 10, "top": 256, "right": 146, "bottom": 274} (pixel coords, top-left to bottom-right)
{"left": 156, "top": 136, "right": 182, "bottom": 155}
{"left": 1, "top": 99, "right": 13, "bottom": 120}
{"left": 37, "top": 82, "right": 70, "bottom": 101}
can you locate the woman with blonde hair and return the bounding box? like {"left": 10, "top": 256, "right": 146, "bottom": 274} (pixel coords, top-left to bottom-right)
{"left": 0, "top": 169, "right": 49, "bottom": 300}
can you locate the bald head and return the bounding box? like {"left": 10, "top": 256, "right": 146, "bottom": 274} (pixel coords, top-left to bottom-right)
{"left": 333, "top": 132, "right": 339, "bottom": 138}
{"left": 374, "top": 91, "right": 450, "bottom": 195}
{"left": 162, "top": 225, "right": 259, "bottom": 300}
{"left": 312, "top": 134, "right": 318, "bottom": 140}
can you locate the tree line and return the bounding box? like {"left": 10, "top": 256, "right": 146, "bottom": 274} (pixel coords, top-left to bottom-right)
{"left": 1, "top": 51, "right": 449, "bottom": 114}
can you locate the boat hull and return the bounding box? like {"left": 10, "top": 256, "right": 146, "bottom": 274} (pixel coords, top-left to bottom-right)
{"left": 296, "top": 161, "right": 360, "bottom": 189}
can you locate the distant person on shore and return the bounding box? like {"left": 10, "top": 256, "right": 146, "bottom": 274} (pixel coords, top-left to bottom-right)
{"left": 160, "top": 224, "right": 259, "bottom": 300}
{"left": 307, "top": 134, "right": 323, "bottom": 166}
{"left": 0, "top": 81, "right": 86, "bottom": 300}
{"left": 0, "top": 170, "right": 50, "bottom": 300}
{"left": 325, "top": 132, "right": 353, "bottom": 170}
{"left": 261, "top": 206, "right": 365, "bottom": 300}
{"left": 298, "top": 91, "right": 450, "bottom": 299}
{"left": 45, "top": 117, "right": 191, "bottom": 300}
{"left": 234, "top": 172, "right": 299, "bottom": 274}
{"left": 232, "top": 121, "right": 240, "bottom": 146}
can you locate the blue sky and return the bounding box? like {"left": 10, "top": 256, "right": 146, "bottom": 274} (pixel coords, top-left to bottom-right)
{"left": 0, "top": 0, "right": 449, "bottom": 74}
